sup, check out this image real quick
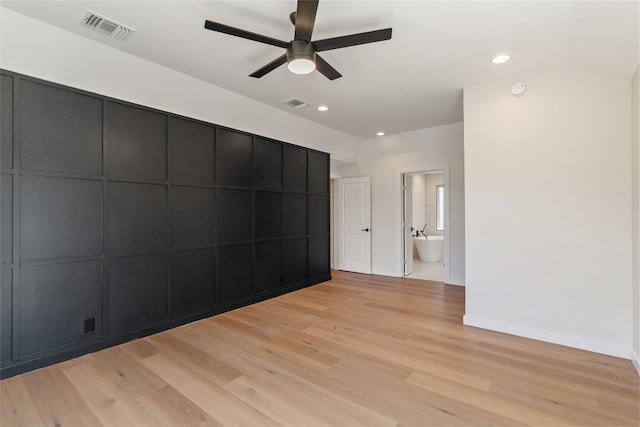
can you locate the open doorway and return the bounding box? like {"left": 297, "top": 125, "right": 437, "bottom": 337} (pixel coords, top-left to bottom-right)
{"left": 402, "top": 170, "right": 445, "bottom": 282}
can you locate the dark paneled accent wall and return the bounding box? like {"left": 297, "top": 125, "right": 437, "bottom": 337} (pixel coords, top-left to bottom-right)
{"left": 0, "top": 71, "right": 331, "bottom": 378}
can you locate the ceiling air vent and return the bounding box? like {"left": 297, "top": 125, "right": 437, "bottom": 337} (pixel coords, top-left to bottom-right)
{"left": 81, "top": 11, "right": 135, "bottom": 41}
{"left": 282, "top": 98, "right": 310, "bottom": 109}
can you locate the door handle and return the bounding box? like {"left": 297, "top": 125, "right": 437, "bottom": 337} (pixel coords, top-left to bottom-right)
{"left": 361, "top": 228, "right": 370, "bottom": 232}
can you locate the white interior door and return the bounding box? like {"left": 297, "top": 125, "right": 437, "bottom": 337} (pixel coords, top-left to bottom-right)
{"left": 403, "top": 174, "right": 414, "bottom": 276}
{"left": 336, "top": 176, "right": 371, "bottom": 274}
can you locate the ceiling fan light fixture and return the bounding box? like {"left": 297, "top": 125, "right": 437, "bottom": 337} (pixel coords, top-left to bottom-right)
{"left": 287, "top": 39, "right": 316, "bottom": 74}
{"left": 288, "top": 57, "right": 316, "bottom": 74}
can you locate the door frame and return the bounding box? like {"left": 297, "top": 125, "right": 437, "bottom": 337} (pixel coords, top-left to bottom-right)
{"left": 402, "top": 173, "right": 413, "bottom": 276}
{"left": 397, "top": 165, "right": 451, "bottom": 282}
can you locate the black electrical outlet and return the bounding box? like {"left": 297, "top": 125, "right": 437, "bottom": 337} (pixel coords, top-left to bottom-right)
{"left": 278, "top": 274, "right": 283, "bottom": 284}
{"left": 84, "top": 317, "right": 95, "bottom": 333}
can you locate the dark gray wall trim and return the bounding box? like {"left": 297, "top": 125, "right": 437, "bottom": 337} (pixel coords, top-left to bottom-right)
{"left": 0, "top": 69, "right": 330, "bottom": 379}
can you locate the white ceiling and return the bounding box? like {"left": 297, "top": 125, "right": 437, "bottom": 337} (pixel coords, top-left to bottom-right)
{"left": 3, "top": 1, "right": 638, "bottom": 139}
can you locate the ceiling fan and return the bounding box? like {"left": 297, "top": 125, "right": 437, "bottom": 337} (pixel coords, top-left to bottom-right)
{"left": 203, "top": 0, "right": 392, "bottom": 80}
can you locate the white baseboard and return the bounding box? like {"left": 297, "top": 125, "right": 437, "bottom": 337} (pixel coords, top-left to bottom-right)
{"left": 463, "top": 315, "right": 631, "bottom": 359}
{"left": 632, "top": 348, "right": 640, "bottom": 376}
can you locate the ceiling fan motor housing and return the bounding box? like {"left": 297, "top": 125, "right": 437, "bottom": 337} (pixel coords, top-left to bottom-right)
{"left": 287, "top": 39, "right": 316, "bottom": 63}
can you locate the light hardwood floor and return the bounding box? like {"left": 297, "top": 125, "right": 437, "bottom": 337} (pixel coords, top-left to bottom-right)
{"left": 2, "top": 270, "right": 638, "bottom": 426}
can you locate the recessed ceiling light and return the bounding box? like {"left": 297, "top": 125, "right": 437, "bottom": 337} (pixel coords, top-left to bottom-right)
{"left": 492, "top": 54, "right": 511, "bottom": 64}
{"left": 376, "top": 131, "right": 385, "bottom": 136}
{"left": 317, "top": 105, "right": 329, "bottom": 112}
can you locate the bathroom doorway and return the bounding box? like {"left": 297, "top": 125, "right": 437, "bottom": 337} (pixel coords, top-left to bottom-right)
{"left": 402, "top": 170, "right": 445, "bottom": 282}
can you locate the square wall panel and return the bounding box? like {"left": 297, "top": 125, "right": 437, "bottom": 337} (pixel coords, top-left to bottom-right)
{"left": 108, "top": 102, "right": 167, "bottom": 181}
{"left": 218, "top": 244, "right": 253, "bottom": 303}
{"left": 171, "top": 186, "right": 215, "bottom": 249}
{"left": 218, "top": 189, "right": 252, "bottom": 243}
{"left": 216, "top": 129, "right": 252, "bottom": 187}
{"left": 254, "top": 138, "right": 282, "bottom": 190}
{"left": 284, "top": 238, "right": 307, "bottom": 284}
{"left": 1, "top": 74, "right": 13, "bottom": 169}
{"left": 1, "top": 268, "right": 12, "bottom": 363}
{"left": 108, "top": 254, "right": 168, "bottom": 335}
{"left": 255, "top": 240, "right": 282, "bottom": 292}
{"left": 20, "top": 261, "right": 102, "bottom": 356}
{"left": 2, "top": 174, "right": 12, "bottom": 264}
{"left": 308, "top": 236, "right": 329, "bottom": 277}
{"left": 255, "top": 191, "right": 282, "bottom": 239}
{"left": 308, "top": 151, "right": 329, "bottom": 194}
{"left": 284, "top": 193, "right": 306, "bottom": 237}
{"left": 308, "top": 195, "right": 329, "bottom": 235}
{"left": 108, "top": 182, "right": 167, "bottom": 257}
{"left": 21, "top": 176, "right": 102, "bottom": 262}
{"left": 21, "top": 80, "right": 102, "bottom": 176}
{"left": 283, "top": 145, "right": 307, "bottom": 192}
{"left": 169, "top": 117, "right": 215, "bottom": 186}
{"left": 172, "top": 248, "right": 216, "bottom": 316}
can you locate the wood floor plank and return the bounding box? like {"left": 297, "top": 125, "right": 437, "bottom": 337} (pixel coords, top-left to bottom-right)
{"left": 137, "top": 386, "right": 223, "bottom": 427}
{"left": 145, "top": 332, "right": 243, "bottom": 384}
{"left": 21, "top": 365, "right": 103, "bottom": 427}
{"left": 264, "top": 348, "right": 437, "bottom": 426}
{"left": 119, "top": 337, "right": 161, "bottom": 361}
{"left": 2, "top": 270, "right": 638, "bottom": 426}
{"left": 267, "top": 334, "right": 341, "bottom": 369}
{"left": 63, "top": 362, "right": 162, "bottom": 426}
{"left": 1, "top": 376, "right": 44, "bottom": 427}
{"left": 233, "top": 300, "right": 319, "bottom": 331}
{"left": 224, "top": 366, "right": 397, "bottom": 427}
{"left": 140, "top": 352, "right": 280, "bottom": 426}
{"left": 172, "top": 318, "right": 276, "bottom": 363}
{"left": 90, "top": 347, "right": 167, "bottom": 399}
{"left": 487, "top": 380, "right": 630, "bottom": 426}
{"left": 223, "top": 375, "right": 319, "bottom": 426}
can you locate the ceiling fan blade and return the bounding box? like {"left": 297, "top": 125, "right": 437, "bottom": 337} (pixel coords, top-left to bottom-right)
{"left": 294, "top": 0, "right": 319, "bottom": 42}
{"left": 315, "top": 54, "right": 342, "bottom": 80}
{"left": 314, "top": 28, "right": 392, "bottom": 52}
{"left": 204, "top": 20, "right": 288, "bottom": 48}
{"left": 249, "top": 54, "right": 288, "bottom": 78}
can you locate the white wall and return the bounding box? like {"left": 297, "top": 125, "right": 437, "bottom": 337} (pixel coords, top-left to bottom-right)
{"left": 632, "top": 67, "right": 639, "bottom": 373}
{"left": 0, "top": 8, "right": 363, "bottom": 162}
{"left": 338, "top": 123, "right": 465, "bottom": 285}
{"left": 464, "top": 64, "right": 632, "bottom": 358}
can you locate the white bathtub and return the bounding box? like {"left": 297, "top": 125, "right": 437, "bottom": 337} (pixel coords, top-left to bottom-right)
{"left": 414, "top": 235, "right": 444, "bottom": 261}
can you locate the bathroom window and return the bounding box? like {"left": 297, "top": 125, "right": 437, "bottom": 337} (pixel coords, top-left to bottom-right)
{"left": 436, "top": 185, "right": 444, "bottom": 231}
